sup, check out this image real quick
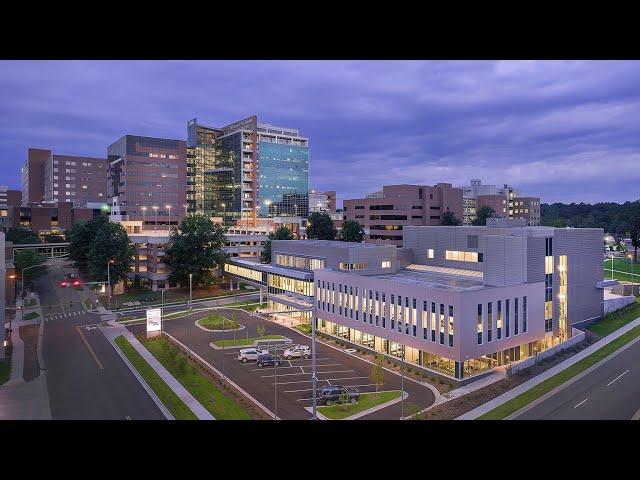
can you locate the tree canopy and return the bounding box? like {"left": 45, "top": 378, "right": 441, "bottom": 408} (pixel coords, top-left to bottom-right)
{"left": 441, "top": 210, "right": 461, "bottom": 226}
{"left": 68, "top": 215, "right": 110, "bottom": 273}
{"left": 541, "top": 200, "right": 640, "bottom": 234}
{"left": 261, "top": 226, "right": 294, "bottom": 263}
{"left": 472, "top": 206, "right": 496, "bottom": 226}
{"left": 14, "top": 249, "right": 47, "bottom": 283}
{"left": 340, "top": 220, "right": 364, "bottom": 242}
{"left": 306, "top": 212, "right": 337, "bottom": 240}
{"left": 5, "top": 227, "right": 41, "bottom": 245}
{"left": 165, "top": 215, "right": 228, "bottom": 288}
{"left": 87, "top": 221, "right": 134, "bottom": 286}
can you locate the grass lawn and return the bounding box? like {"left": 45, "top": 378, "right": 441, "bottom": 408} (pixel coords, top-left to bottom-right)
{"left": 213, "top": 335, "right": 285, "bottom": 348}
{"left": 479, "top": 323, "right": 640, "bottom": 420}
{"left": 23, "top": 312, "right": 40, "bottom": 321}
{"left": 141, "top": 336, "right": 252, "bottom": 420}
{"left": 603, "top": 258, "right": 640, "bottom": 282}
{"left": 23, "top": 299, "right": 37, "bottom": 307}
{"left": 114, "top": 335, "right": 197, "bottom": 420}
{"left": 318, "top": 391, "right": 402, "bottom": 420}
{"left": 197, "top": 315, "right": 239, "bottom": 330}
{"left": 221, "top": 300, "right": 266, "bottom": 312}
{"left": 0, "top": 358, "right": 11, "bottom": 385}
{"left": 294, "top": 324, "right": 312, "bottom": 335}
{"left": 83, "top": 298, "right": 94, "bottom": 310}
{"left": 588, "top": 297, "right": 640, "bottom": 337}
{"left": 100, "top": 284, "right": 252, "bottom": 308}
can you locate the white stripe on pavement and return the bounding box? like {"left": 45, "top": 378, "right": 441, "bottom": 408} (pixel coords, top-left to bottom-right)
{"left": 607, "top": 369, "right": 630, "bottom": 386}
{"left": 574, "top": 399, "right": 588, "bottom": 408}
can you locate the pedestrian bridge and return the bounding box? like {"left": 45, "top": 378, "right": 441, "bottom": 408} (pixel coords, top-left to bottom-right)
{"left": 10, "top": 242, "right": 70, "bottom": 260}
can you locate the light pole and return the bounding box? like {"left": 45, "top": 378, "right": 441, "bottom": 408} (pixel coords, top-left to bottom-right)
{"left": 628, "top": 254, "right": 635, "bottom": 291}
{"left": 166, "top": 205, "right": 172, "bottom": 229}
{"left": 311, "top": 311, "right": 318, "bottom": 420}
{"left": 189, "top": 273, "right": 193, "bottom": 310}
{"left": 161, "top": 288, "right": 165, "bottom": 332}
{"left": 153, "top": 206, "right": 159, "bottom": 231}
{"left": 107, "top": 260, "right": 115, "bottom": 310}
{"left": 400, "top": 345, "right": 405, "bottom": 419}
{"left": 142, "top": 206, "right": 147, "bottom": 231}
{"left": 221, "top": 203, "right": 226, "bottom": 224}
{"left": 19, "top": 265, "right": 41, "bottom": 323}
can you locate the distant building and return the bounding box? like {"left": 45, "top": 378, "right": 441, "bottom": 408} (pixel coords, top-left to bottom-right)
{"left": 3, "top": 202, "right": 108, "bottom": 237}
{"left": 343, "top": 184, "right": 463, "bottom": 247}
{"left": 0, "top": 230, "right": 5, "bottom": 360}
{"left": 460, "top": 179, "right": 541, "bottom": 226}
{"left": 309, "top": 189, "right": 336, "bottom": 213}
{"left": 107, "top": 135, "right": 187, "bottom": 229}
{"left": 21, "top": 148, "right": 108, "bottom": 207}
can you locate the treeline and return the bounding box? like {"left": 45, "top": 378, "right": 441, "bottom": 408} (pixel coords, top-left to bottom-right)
{"left": 541, "top": 200, "right": 640, "bottom": 234}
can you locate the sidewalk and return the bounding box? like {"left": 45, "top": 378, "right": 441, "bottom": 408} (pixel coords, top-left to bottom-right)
{"left": 101, "top": 322, "right": 214, "bottom": 420}
{"left": 457, "top": 316, "right": 640, "bottom": 419}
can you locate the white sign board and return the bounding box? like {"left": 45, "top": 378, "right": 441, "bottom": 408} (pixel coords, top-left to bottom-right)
{"left": 146, "top": 308, "right": 162, "bottom": 334}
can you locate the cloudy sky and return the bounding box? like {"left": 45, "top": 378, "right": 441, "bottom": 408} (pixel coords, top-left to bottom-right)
{"left": 1, "top": 60, "right": 639, "bottom": 206}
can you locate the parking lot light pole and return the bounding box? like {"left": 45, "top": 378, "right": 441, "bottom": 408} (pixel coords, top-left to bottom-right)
{"left": 189, "top": 273, "right": 193, "bottom": 310}
{"left": 161, "top": 289, "right": 165, "bottom": 332}
{"left": 311, "top": 312, "right": 318, "bottom": 420}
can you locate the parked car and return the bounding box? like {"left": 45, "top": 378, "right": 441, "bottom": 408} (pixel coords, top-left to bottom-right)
{"left": 256, "top": 353, "right": 282, "bottom": 368}
{"left": 283, "top": 344, "right": 311, "bottom": 360}
{"left": 317, "top": 386, "right": 360, "bottom": 406}
{"left": 237, "top": 348, "right": 266, "bottom": 363}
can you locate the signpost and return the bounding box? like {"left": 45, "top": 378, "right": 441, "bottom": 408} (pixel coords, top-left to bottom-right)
{"left": 146, "top": 308, "right": 162, "bottom": 338}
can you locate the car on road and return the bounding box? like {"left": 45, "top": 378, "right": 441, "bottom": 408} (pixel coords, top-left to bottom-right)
{"left": 237, "top": 348, "right": 267, "bottom": 363}
{"left": 317, "top": 386, "right": 360, "bottom": 406}
{"left": 256, "top": 353, "right": 282, "bottom": 368}
{"left": 283, "top": 344, "right": 311, "bottom": 360}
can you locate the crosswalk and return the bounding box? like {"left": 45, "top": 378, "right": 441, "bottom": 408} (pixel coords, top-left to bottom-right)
{"left": 45, "top": 311, "right": 84, "bottom": 321}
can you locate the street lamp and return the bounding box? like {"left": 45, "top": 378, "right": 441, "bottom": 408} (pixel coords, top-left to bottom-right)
{"left": 221, "top": 203, "right": 226, "bottom": 223}
{"left": 107, "top": 259, "right": 115, "bottom": 310}
{"left": 142, "top": 206, "right": 147, "bottom": 231}
{"left": 189, "top": 273, "right": 193, "bottom": 310}
{"left": 20, "top": 264, "right": 43, "bottom": 323}
{"left": 628, "top": 254, "right": 635, "bottom": 291}
{"left": 152, "top": 206, "right": 159, "bottom": 231}
{"left": 166, "top": 204, "right": 172, "bottom": 229}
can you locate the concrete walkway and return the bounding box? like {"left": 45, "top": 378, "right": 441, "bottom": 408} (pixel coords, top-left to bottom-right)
{"left": 458, "top": 316, "right": 640, "bottom": 419}
{"left": 101, "top": 323, "right": 214, "bottom": 420}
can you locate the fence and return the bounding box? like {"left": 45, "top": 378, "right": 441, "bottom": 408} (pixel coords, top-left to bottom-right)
{"left": 509, "top": 328, "right": 586, "bottom": 374}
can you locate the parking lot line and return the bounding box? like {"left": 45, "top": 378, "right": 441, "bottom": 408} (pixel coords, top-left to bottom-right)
{"left": 261, "top": 369, "right": 354, "bottom": 379}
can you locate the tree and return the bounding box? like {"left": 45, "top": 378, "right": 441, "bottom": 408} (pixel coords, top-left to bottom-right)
{"left": 260, "top": 226, "right": 293, "bottom": 263}
{"left": 472, "top": 206, "right": 495, "bottom": 226}
{"left": 68, "top": 215, "right": 110, "bottom": 273}
{"left": 256, "top": 323, "right": 266, "bottom": 339}
{"left": 165, "top": 214, "right": 228, "bottom": 288}
{"left": 14, "top": 250, "right": 47, "bottom": 285}
{"left": 629, "top": 214, "right": 640, "bottom": 261}
{"left": 5, "top": 227, "right": 41, "bottom": 245}
{"left": 306, "top": 212, "right": 337, "bottom": 240}
{"left": 370, "top": 354, "right": 385, "bottom": 399}
{"left": 441, "top": 210, "right": 461, "bottom": 226}
{"left": 340, "top": 220, "right": 364, "bottom": 242}
{"left": 87, "top": 221, "right": 134, "bottom": 287}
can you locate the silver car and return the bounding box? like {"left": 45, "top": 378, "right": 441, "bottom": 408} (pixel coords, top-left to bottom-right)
{"left": 237, "top": 348, "right": 266, "bottom": 363}
{"left": 283, "top": 344, "right": 311, "bottom": 360}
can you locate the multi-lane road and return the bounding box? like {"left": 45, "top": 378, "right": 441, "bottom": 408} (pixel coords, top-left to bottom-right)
{"left": 515, "top": 336, "right": 640, "bottom": 420}
{"left": 38, "top": 260, "right": 163, "bottom": 420}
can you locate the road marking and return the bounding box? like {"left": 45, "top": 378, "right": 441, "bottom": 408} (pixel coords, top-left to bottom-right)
{"left": 75, "top": 325, "right": 104, "bottom": 370}
{"left": 607, "top": 369, "right": 630, "bottom": 386}
{"left": 260, "top": 369, "right": 354, "bottom": 379}
{"left": 574, "top": 399, "right": 588, "bottom": 408}
{"left": 275, "top": 375, "right": 368, "bottom": 386}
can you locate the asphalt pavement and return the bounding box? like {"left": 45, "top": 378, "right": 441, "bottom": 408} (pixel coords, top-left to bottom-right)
{"left": 39, "top": 260, "right": 164, "bottom": 420}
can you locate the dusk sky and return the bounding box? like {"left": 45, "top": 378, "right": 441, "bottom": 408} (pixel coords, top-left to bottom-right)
{"left": 1, "top": 60, "right": 639, "bottom": 206}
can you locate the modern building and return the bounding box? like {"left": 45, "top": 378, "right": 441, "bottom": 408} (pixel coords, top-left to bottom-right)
{"left": 187, "top": 117, "right": 309, "bottom": 225}
{"left": 309, "top": 189, "right": 336, "bottom": 213}
{"left": 269, "top": 193, "right": 309, "bottom": 218}
{"left": 0, "top": 187, "right": 22, "bottom": 231}
{"left": 1, "top": 231, "right": 5, "bottom": 360}
{"left": 224, "top": 218, "right": 604, "bottom": 381}
{"left": 461, "top": 180, "right": 541, "bottom": 226}
{"left": 3, "top": 202, "right": 107, "bottom": 237}
{"left": 107, "top": 135, "right": 187, "bottom": 229}
{"left": 343, "top": 184, "right": 464, "bottom": 247}
{"left": 21, "top": 148, "right": 108, "bottom": 207}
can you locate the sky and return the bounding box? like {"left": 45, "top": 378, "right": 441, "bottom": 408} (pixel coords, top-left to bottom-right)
{"left": 1, "top": 60, "right": 639, "bottom": 207}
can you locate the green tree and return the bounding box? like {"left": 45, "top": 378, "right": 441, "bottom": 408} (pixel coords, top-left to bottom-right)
{"left": 370, "top": 354, "right": 385, "bottom": 398}
{"left": 165, "top": 214, "right": 228, "bottom": 288}
{"left": 306, "top": 212, "right": 337, "bottom": 240}
{"left": 340, "top": 220, "right": 364, "bottom": 242}
{"left": 441, "top": 210, "right": 461, "bottom": 226}
{"left": 256, "top": 323, "right": 266, "bottom": 339}
{"left": 472, "top": 206, "right": 495, "bottom": 226}
{"left": 14, "top": 250, "right": 47, "bottom": 285}
{"left": 260, "top": 226, "right": 293, "bottom": 263}
{"left": 5, "top": 227, "right": 41, "bottom": 245}
{"left": 86, "top": 221, "right": 134, "bottom": 287}
{"left": 68, "top": 215, "right": 110, "bottom": 273}
{"left": 629, "top": 214, "right": 640, "bottom": 261}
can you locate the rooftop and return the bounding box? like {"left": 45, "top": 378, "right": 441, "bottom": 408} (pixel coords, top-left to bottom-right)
{"left": 274, "top": 240, "right": 388, "bottom": 249}
{"left": 367, "top": 264, "right": 487, "bottom": 292}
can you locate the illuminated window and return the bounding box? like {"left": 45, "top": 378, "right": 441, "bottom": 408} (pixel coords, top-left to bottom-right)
{"left": 445, "top": 250, "right": 480, "bottom": 262}
{"left": 427, "top": 248, "right": 434, "bottom": 259}
{"left": 381, "top": 261, "right": 391, "bottom": 268}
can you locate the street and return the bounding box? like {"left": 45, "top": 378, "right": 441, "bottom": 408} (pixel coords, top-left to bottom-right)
{"left": 38, "top": 260, "right": 164, "bottom": 420}
{"left": 514, "top": 336, "right": 640, "bottom": 420}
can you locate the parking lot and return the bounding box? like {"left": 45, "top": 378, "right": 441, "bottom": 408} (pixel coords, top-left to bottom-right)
{"left": 128, "top": 307, "right": 436, "bottom": 419}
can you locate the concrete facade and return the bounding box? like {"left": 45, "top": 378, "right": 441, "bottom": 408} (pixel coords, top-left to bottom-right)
{"left": 343, "top": 183, "right": 464, "bottom": 247}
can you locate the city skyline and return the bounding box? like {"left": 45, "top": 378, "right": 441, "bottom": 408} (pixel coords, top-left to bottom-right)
{"left": 2, "top": 60, "right": 640, "bottom": 205}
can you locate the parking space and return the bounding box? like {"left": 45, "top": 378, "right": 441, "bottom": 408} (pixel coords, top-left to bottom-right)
{"left": 128, "top": 307, "right": 436, "bottom": 419}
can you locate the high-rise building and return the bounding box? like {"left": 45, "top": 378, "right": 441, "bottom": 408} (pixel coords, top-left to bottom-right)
{"left": 187, "top": 116, "right": 308, "bottom": 225}
{"left": 343, "top": 184, "right": 464, "bottom": 247}
{"left": 460, "top": 179, "right": 541, "bottom": 226}
{"left": 21, "top": 148, "right": 108, "bottom": 207}
{"left": 309, "top": 189, "right": 336, "bottom": 213}
{"left": 107, "top": 135, "right": 187, "bottom": 229}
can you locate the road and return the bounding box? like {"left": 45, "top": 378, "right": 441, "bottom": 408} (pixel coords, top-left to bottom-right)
{"left": 128, "top": 307, "right": 436, "bottom": 420}
{"left": 515, "top": 336, "right": 640, "bottom": 420}
{"left": 38, "top": 260, "right": 164, "bottom": 420}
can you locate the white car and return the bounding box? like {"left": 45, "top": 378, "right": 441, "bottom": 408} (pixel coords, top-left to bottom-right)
{"left": 283, "top": 345, "right": 311, "bottom": 360}
{"left": 237, "top": 348, "right": 266, "bottom": 363}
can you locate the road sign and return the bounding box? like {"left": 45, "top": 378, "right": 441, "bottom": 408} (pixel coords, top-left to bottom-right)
{"left": 146, "top": 308, "right": 162, "bottom": 338}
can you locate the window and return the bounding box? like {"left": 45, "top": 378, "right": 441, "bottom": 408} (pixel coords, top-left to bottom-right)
{"left": 477, "top": 304, "right": 483, "bottom": 344}
{"left": 514, "top": 298, "right": 519, "bottom": 335}
{"left": 487, "top": 302, "right": 493, "bottom": 342}
{"left": 445, "top": 250, "right": 479, "bottom": 262}
{"left": 448, "top": 305, "right": 454, "bottom": 347}
{"left": 381, "top": 261, "right": 391, "bottom": 268}
{"left": 340, "top": 263, "right": 368, "bottom": 271}
{"left": 439, "top": 304, "right": 445, "bottom": 345}
{"left": 497, "top": 300, "right": 502, "bottom": 339}
{"left": 467, "top": 235, "right": 478, "bottom": 249}
{"left": 427, "top": 248, "right": 434, "bottom": 259}
{"left": 506, "top": 299, "right": 510, "bottom": 337}
{"left": 523, "top": 296, "right": 527, "bottom": 333}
